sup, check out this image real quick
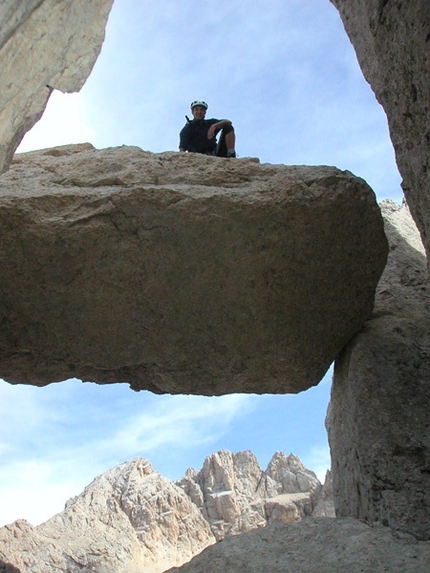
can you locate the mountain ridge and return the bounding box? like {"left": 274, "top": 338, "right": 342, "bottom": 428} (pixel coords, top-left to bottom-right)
{"left": 0, "top": 450, "right": 333, "bottom": 573}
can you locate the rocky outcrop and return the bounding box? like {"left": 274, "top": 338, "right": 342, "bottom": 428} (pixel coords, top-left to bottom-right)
{"left": 0, "top": 0, "right": 113, "bottom": 173}
{"left": 327, "top": 201, "right": 430, "bottom": 540}
{"left": 0, "top": 144, "right": 387, "bottom": 394}
{"left": 311, "top": 470, "right": 335, "bottom": 518}
{"left": 0, "top": 458, "right": 215, "bottom": 573}
{"left": 0, "top": 451, "right": 331, "bottom": 573}
{"left": 330, "top": 0, "right": 430, "bottom": 259}
{"left": 178, "top": 450, "right": 327, "bottom": 541}
{"left": 166, "top": 518, "right": 430, "bottom": 573}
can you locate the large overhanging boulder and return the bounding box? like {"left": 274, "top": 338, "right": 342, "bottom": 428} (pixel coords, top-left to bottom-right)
{"left": 0, "top": 0, "right": 114, "bottom": 174}
{"left": 327, "top": 201, "right": 430, "bottom": 540}
{"left": 330, "top": 0, "right": 430, "bottom": 259}
{"left": 0, "top": 144, "right": 387, "bottom": 394}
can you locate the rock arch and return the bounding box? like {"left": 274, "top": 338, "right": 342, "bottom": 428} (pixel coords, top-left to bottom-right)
{"left": 0, "top": 0, "right": 429, "bottom": 548}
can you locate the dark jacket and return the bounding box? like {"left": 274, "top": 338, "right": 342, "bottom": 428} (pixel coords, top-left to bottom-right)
{"left": 179, "top": 118, "right": 233, "bottom": 153}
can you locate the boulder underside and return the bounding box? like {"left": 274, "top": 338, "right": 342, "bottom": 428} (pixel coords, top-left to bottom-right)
{"left": 0, "top": 144, "right": 387, "bottom": 394}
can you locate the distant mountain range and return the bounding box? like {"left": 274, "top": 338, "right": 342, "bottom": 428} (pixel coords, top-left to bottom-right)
{"left": 0, "top": 450, "right": 333, "bottom": 573}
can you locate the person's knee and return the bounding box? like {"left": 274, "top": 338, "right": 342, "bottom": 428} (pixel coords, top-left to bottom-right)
{"left": 225, "top": 130, "right": 235, "bottom": 145}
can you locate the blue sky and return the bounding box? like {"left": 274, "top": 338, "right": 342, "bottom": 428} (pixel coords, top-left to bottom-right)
{"left": 1, "top": 0, "right": 402, "bottom": 527}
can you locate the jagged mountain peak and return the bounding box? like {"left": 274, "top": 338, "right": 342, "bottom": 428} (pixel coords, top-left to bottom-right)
{"left": 0, "top": 450, "right": 332, "bottom": 573}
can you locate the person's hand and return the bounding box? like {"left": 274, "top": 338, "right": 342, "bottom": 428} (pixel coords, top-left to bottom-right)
{"left": 207, "top": 124, "right": 217, "bottom": 139}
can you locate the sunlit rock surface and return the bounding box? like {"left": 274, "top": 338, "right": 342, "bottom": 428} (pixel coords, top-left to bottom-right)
{"left": 0, "top": 0, "right": 113, "bottom": 173}
{"left": 0, "top": 144, "right": 387, "bottom": 393}
{"left": 178, "top": 450, "right": 327, "bottom": 541}
{"left": 0, "top": 459, "right": 215, "bottom": 573}
{"left": 327, "top": 201, "right": 430, "bottom": 540}
{"left": 330, "top": 0, "right": 430, "bottom": 258}
{"left": 0, "top": 451, "right": 331, "bottom": 573}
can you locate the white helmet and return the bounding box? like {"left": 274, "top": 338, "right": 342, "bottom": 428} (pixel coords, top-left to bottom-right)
{"left": 190, "top": 100, "right": 208, "bottom": 110}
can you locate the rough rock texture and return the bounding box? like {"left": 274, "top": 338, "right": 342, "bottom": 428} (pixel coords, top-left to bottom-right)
{"left": 330, "top": 0, "right": 430, "bottom": 258}
{"left": 0, "top": 0, "right": 113, "bottom": 173}
{"left": 0, "top": 451, "right": 331, "bottom": 573}
{"left": 0, "top": 458, "right": 215, "bottom": 573}
{"left": 0, "top": 144, "right": 387, "bottom": 394}
{"left": 178, "top": 450, "right": 327, "bottom": 541}
{"left": 311, "top": 470, "right": 335, "bottom": 518}
{"left": 166, "top": 518, "right": 430, "bottom": 573}
{"left": 327, "top": 201, "right": 430, "bottom": 540}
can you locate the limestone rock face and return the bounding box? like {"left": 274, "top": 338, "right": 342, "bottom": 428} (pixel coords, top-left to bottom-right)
{"left": 312, "top": 470, "right": 336, "bottom": 518}
{"left": 0, "top": 458, "right": 216, "bottom": 573}
{"left": 0, "top": 451, "right": 331, "bottom": 573}
{"left": 327, "top": 201, "right": 430, "bottom": 540}
{"left": 330, "top": 0, "right": 430, "bottom": 258}
{"left": 0, "top": 0, "right": 113, "bottom": 173}
{"left": 0, "top": 144, "right": 387, "bottom": 394}
{"left": 178, "top": 450, "right": 324, "bottom": 540}
{"left": 166, "top": 518, "right": 430, "bottom": 573}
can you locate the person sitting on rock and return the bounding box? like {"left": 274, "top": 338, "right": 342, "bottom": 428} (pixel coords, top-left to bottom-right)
{"left": 179, "top": 100, "right": 236, "bottom": 158}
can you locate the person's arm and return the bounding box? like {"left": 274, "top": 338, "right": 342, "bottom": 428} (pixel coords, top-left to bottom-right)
{"left": 207, "top": 119, "right": 232, "bottom": 140}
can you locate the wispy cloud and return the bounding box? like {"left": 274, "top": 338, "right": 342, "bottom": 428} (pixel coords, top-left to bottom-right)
{"left": 302, "top": 444, "right": 331, "bottom": 483}
{"left": 0, "top": 379, "right": 257, "bottom": 526}
{"left": 104, "top": 394, "right": 256, "bottom": 457}
{"left": 0, "top": 459, "right": 83, "bottom": 526}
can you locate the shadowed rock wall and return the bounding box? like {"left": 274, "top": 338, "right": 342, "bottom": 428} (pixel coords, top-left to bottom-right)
{"left": 330, "top": 0, "right": 430, "bottom": 258}
{"left": 0, "top": 562, "right": 20, "bottom": 573}
{"left": 327, "top": 201, "right": 430, "bottom": 540}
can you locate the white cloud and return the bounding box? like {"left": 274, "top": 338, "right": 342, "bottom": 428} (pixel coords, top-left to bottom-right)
{"left": 0, "top": 459, "right": 81, "bottom": 526}
{"left": 0, "top": 384, "right": 257, "bottom": 526}
{"left": 17, "top": 90, "right": 95, "bottom": 153}
{"left": 303, "top": 444, "right": 331, "bottom": 483}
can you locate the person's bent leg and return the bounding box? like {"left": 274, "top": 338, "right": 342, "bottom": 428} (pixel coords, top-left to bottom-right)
{"left": 216, "top": 126, "right": 236, "bottom": 157}
{"left": 225, "top": 130, "right": 235, "bottom": 151}
{"left": 225, "top": 129, "right": 236, "bottom": 157}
